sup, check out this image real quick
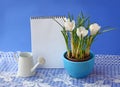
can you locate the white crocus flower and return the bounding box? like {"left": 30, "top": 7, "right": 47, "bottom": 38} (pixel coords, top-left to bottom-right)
{"left": 76, "top": 26, "right": 88, "bottom": 38}
{"left": 89, "top": 23, "right": 101, "bottom": 35}
{"left": 64, "top": 18, "right": 75, "bottom": 31}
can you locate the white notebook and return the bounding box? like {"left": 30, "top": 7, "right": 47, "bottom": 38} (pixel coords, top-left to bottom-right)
{"left": 30, "top": 16, "right": 66, "bottom": 68}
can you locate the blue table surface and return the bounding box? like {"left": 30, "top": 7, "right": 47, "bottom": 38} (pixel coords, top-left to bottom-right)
{"left": 0, "top": 52, "right": 120, "bottom": 87}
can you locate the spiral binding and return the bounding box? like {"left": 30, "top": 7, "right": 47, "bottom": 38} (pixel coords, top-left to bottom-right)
{"left": 30, "top": 16, "right": 65, "bottom": 19}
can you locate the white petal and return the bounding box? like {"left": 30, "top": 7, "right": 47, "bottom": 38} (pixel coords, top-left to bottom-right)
{"left": 63, "top": 18, "right": 67, "bottom": 22}
{"left": 83, "top": 29, "right": 88, "bottom": 37}
{"left": 64, "top": 20, "right": 75, "bottom": 31}
{"left": 79, "top": 26, "right": 86, "bottom": 31}
{"left": 76, "top": 26, "right": 88, "bottom": 38}
{"left": 71, "top": 20, "right": 75, "bottom": 30}
{"left": 76, "top": 28, "right": 81, "bottom": 37}
{"left": 89, "top": 23, "right": 101, "bottom": 35}
{"left": 67, "top": 18, "right": 70, "bottom": 22}
{"left": 64, "top": 22, "right": 70, "bottom": 31}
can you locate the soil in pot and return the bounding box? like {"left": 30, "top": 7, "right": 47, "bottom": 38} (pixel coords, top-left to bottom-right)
{"left": 64, "top": 52, "right": 91, "bottom": 62}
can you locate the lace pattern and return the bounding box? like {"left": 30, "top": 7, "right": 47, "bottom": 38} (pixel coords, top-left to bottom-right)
{"left": 0, "top": 52, "right": 120, "bottom": 87}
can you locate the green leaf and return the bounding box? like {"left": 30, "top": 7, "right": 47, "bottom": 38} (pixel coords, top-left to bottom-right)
{"left": 102, "top": 28, "right": 115, "bottom": 33}
{"left": 61, "top": 30, "right": 69, "bottom": 51}
{"left": 99, "top": 28, "right": 115, "bottom": 34}
{"left": 81, "top": 11, "right": 84, "bottom": 19}
{"left": 53, "top": 18, "right": 64, "bottom": 28}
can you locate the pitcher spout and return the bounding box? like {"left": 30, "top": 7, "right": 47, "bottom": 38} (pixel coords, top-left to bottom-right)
{"left": 31, "top": 57, "right": 45, "bottom": 72}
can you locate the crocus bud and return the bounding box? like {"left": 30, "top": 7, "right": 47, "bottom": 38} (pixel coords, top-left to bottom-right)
{"left": 89, "top": 23, "right": 101, "bottom": 35}
{"left": 76, "top": 26, "right": 88, "bottom": 38}
{"left": 64, "top": 18, "right": 75, "bottom": 31}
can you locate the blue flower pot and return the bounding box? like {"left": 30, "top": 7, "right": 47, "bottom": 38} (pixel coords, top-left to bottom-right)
{"left": 63, "top": 51, "right": 95, "bottom": 78}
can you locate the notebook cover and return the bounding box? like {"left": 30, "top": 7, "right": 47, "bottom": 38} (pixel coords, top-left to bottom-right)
{"left": 30, "top": 16, "right": 66, "bottom": 68}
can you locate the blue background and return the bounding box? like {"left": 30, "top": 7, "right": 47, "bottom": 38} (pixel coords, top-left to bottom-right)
{"left": 0, "top": 0, "right": 120, "bottom": 54}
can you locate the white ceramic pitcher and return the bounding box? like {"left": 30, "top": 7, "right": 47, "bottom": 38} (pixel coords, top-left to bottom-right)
{"left": 15, "top": 52, "right": 45, "bottom": 77}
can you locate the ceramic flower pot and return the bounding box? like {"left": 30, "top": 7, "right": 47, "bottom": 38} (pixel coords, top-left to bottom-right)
{"left": 63, "top": 51, "right": 95, "bottom": 78}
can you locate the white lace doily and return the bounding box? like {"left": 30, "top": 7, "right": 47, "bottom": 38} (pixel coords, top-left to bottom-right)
{"left": 0, "top": 52, "right": 120, "bottom": 87}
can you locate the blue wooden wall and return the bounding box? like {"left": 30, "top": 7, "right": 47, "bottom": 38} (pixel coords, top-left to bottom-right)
{"left": 0, "top": 0, "right": 120, "bottom": 54}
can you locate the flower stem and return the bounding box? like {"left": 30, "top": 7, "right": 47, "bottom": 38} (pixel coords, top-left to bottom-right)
{"left": 76, "top": 38, "right": 80, "bottom": 58}
{"left": 71, "top": 32, "right": 75, "bottom": 58}
{"left": 85, "top": 47, "right": 90, "bottom": 56}
{"left": 67, "top": 50, "right": 71, "bottom": 58}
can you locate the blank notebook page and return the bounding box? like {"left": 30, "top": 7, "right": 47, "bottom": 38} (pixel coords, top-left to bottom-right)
{"left": 30, "top": 17, "right": 66, "bottom": 68}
